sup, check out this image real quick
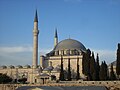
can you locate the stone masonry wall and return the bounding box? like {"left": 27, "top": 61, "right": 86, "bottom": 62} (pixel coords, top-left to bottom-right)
{"left": 0, "top": 81, "right": 120, "bottom": 90}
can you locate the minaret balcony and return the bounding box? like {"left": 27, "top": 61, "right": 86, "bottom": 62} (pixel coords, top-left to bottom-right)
{"left": 33, "top": 30, "right": 39, "bottom": 34}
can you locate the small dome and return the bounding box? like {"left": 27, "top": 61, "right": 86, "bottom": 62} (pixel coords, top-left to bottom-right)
{"left": 16, "top": 65, "right": 23, "bottom": 68}
{"left": 54, "top": 39, "right": 86, "bottom": 52}
{"left": 53, "top": 65, "right": 61, "bottom": 71}
{"left": 0, "top": 65, "right": 7, "bottom": 69}
{"left": 43, "top": 66, "right": 54, "bottom": 71}
{"left": 43, "top": 68, "right": 50, "bottom": 71}
{"left": 24, "top": 65, "right": 31, "bottom": 68}
{"left": 47, "top": 66, "right": 54, "bottom": 70}
{"left": 8, "top": 65, "right": 15, "bottom": 69}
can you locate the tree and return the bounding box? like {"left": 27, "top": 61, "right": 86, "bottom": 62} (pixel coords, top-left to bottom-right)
{"left": 110, "top": 63, "right": 116, "bottom": 80}
{"left": 67, "top": 58, "right": 71, "bottom": 81}
{"left": 90, "top": 52, "right": 96, "bottom": 80}
{"left": 99, "top": 61, "right": 108, "bottom": 81}
{"left": 82, "top": 52, "right": 86, "bottom": 75}
{"left": 82, "top": 49, "right": 91, "bottom": 80}
{"left": 116, "top": 43, "right": 120, "bottom": 78}
{"left": 0, "top": 73, "right": 12, "bottom": 84}
{"left": 76, "top": 57, "right": 80, "bottom": 80}
{"left": 18, "top": 78, "right": 27, "bottom": 84}
{"left": 96, "top": 53, "right": 100, "bottom": 81}
{"left": 99, "top": 62, "right": 105, "bottom": 80}
{"left": 59, "top": 55, "right": 65, "bottom": 81}
{"left": 104, "top": 61, "right": 108, "bottom": 80}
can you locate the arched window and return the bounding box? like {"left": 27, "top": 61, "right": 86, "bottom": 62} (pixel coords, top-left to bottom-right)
{"left": 66, "top": 49, "right": 70, "bottom": 55}
{"left": 61, "top": 50, "right": 64, "bottom": 55}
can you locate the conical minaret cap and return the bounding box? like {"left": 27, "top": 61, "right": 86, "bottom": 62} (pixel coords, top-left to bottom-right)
{"left": 34, "top": 10, "right": 38, "bottom": 22}
{"left": 55, "top": 28, "right": 58, "bottom": 38}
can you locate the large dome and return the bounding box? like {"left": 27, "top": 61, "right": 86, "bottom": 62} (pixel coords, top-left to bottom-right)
{"left": 54, "top": 39, "right": 86, "bottom": 52}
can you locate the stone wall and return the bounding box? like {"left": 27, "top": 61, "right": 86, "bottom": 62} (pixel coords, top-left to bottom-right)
{"left": 48, "top": 55, "right": 84, "bottom": 77}
{"left": 0, "top": 81, "right": 120, "bottom": 90}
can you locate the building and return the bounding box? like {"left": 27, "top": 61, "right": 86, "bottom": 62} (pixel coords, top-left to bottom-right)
{"left": 32, "top": 9, "right": 88, "bottom": 83}
{"left": 0, "top": 10, "right": 117, "bottom": 84}
{"left": 108, "top": 61, "right": 117, "bottom": 76}
{"left": 40, "top": 38, "right": 87, "bottom": 79}
{"left": 0, "top": 10, "right": 88, "bottom": 83}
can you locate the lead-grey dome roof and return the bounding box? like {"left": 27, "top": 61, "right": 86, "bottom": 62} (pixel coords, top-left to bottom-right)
{"left": 54, "top": 39, "right": 86, "bottom": 52}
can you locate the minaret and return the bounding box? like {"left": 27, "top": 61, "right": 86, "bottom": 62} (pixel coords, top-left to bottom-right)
{"left": 32, "top": 10, "right": 39, "bottom": 68}
{"left": 54, "top": 28, "right": 58, "bottom": 47}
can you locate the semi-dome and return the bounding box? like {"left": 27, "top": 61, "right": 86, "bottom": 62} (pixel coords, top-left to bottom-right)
{"left": 54, "top": 39, "right": 86, "bottom": 52}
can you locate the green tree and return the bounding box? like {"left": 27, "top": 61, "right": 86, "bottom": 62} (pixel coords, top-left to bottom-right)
{"left": 0, "top": 73, "right": 12, "bottom": 84}
{"left": 110, "top": 63, "right": 116, "bottom": 80}
{"left": 99, "top": 61, "right": 108, "bottom": 81}
{"left": 96, "top": 53, "right": 100, "bottom": 81}
{"left": 116, "top": 43, "right": 120, "bottom": 78}
{"left": 82, "top": 52, "right": 86, "bottom": 75}
{"left": 90, "top": 52, "right": 96, "bottom": 80}
{"left": 67, "top": 58, "right": 71, "bottom": 81}
{"left": 18, "top": 78, "right": 27, "bottom": 84}
{"left": 99, "top": 62, "right": 104, "bottom": 80}
{"left": 59, "top": 55, "right": 65, "bottom": 81}
{"left": 76, "top": 57, "right": 80, "bottom": 80}
{"left": 104, "top": 61, "right": 108, "bottom": 80}
{"left": 82, "top": 49, "right": 91, "bottom": 80}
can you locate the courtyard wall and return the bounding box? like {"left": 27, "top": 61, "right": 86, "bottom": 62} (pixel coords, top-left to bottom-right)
{"left": 0, "top": 81, "right": 120, "bottom": 90}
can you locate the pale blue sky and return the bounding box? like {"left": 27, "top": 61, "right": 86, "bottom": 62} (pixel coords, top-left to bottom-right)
{"left": 0, "top": 0, "right": 120, "bottom": 65}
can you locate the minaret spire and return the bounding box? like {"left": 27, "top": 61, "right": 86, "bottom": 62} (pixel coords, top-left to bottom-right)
{"left": 34, "top": 10, "right": 38, "bottom": 22}
{"left": 54, "top": 28, "right": 58, "bottom": 47}
{"left": 55, "top": 28, "right": 58, "bottom": 38}
{"left": 32, "top": 10, "right": 39, "bottom": 68}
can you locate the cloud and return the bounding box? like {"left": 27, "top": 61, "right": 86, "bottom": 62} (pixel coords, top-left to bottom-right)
{"left": 0, "top": 46, "right": 116, "bottom": 65}
{"left": 0, "top": 46, "right": 33, "bottom": 53}
{"left": 0, "top": 46, "right": 52, "bottom": 66}
{"left": 0, "top": 46, "right": 33, "bottom": 65}
{"left": 93, "top": 49, "right": 116, "bottom": 64}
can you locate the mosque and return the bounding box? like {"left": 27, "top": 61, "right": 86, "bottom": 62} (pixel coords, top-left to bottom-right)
{"left": 0, "top": 11, "right": 116, "bottom": 83}
{"left": 31, "top": 10, "right": 87, "bottom": 83}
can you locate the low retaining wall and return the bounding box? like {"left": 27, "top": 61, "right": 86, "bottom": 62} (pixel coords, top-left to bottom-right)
{"left": 0, "top": 81, "right": 120, "bottom": 90}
